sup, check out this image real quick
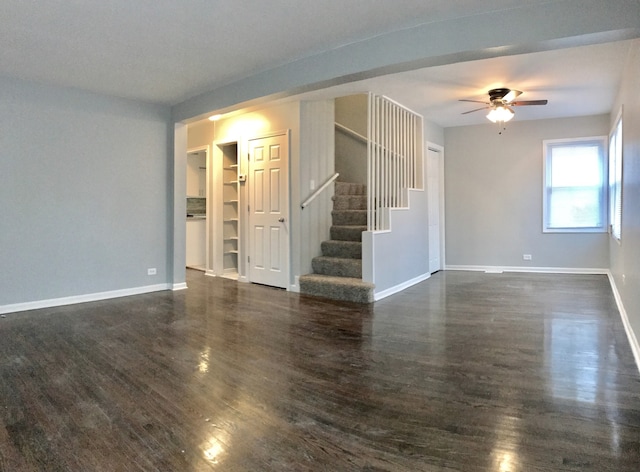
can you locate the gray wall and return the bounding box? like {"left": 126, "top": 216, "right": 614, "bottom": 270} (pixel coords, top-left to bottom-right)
{"left": 335, "top": 94, "right": 368, "bottom": 184}
{"left": 364, "top": 188, "right": 429, "bottom": 295}
{"left": 0, "top": 77, "right": 171, "bottom": 308}
{"left": 444, "top": 115, "right": 610, "bottom": 269}
{"left": 424, "top": 119, "right": 445, "bottom": 148}
{"left": 610, "top": 40, "right": 640, "bottom": 355}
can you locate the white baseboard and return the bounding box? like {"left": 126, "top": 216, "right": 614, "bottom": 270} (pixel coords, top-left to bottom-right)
{"left": 607, "top": 273, "right": 640, "bottom": 375}
{"left": 172, "top": 282, "right": 188, "bottom": 291}
{"left": 374, "top": 272, "right": 431, "bottom": 301}
{"left": 445, "top": 265, "right": 609, "bottom": 275}
{"left": 0, "top": 283, "right": 171, "bottom": 315}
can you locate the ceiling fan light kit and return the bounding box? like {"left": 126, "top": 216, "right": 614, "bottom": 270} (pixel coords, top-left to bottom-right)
{"left": 486, "top": 105, "right": 514, "bottom": 123}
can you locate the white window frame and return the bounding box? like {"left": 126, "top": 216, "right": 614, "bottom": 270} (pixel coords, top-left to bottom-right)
{"left": 542, "top": 136, "right": 608, "bottom": 233}
{"left": 609, "top": 108, "right": 623, "bottom": 242}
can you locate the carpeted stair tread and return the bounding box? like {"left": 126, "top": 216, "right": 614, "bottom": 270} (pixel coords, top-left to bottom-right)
{"left": 332, "top": 210, "right": 367, "bottom": 226}
{"left": 299, "top": 274, "right": 374, "bottom": 304}
{"left": 312, "top": 256, "right": 362, "bottom": 278}
{"left": 321, "top": 240, "right": 362, "bottom": 259}
{"left": 330, "top": 225, "right": 367, "bottom": 241}
{"left": 299, "top": 181, "right": 373, "bottom": 303}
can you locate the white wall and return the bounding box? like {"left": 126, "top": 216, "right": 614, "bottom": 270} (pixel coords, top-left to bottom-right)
{"left": 610, "top": 40, "right": 640, "bottom": 362}
{"left": 335, "top": 95, "right": 368, "bottom": 184}
{"left": 444, "top": 115, "right": 610, "bottom": 270}
{"left": 187, "top": 100, "right": 335, "bottom": 289}
{"left": 298, "top": 100, "right": 336, "bottom": 284}
{"left": 0, "top": 77, "right": 171, "bottom": 310}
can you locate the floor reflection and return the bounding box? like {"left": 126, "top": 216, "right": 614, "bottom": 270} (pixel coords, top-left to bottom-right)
{"left": 546, "top": 317, "right": 602, "bottom": 404}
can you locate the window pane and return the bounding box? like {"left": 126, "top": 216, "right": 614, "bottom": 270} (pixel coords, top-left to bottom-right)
{"left": 548, "top": 187, "right": 602, "bottom": 228}
{"left": 550, "top": 145, "right": 601, "bottom": 187}
{"left": 610, "top": 117, "right": 623, "bottom": 240}
{"left": 543, "top": 137, "right": 606, "bottom": 233}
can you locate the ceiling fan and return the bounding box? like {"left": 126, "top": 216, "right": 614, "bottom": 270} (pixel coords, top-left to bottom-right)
{"left": 460, "top": 88, "right": 548, "bottom": 123}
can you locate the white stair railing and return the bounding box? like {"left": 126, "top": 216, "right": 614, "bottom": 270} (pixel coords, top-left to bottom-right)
{"left": 367, "top": 93, "right": 423, "bottom": 231}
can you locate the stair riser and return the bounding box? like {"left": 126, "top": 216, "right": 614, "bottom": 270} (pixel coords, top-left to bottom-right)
{"left": 321, "top": 241, "right": 362, "bottom": 259}
{"left": 300, "top": 280, "right": 374, "bottom": 304}
{"left": 312, "top": 258, "right": 362, "bottom": 278}
{"left": 332, "top": 195, "right": 367, "bottom": 211}
{"left": 330, "top": 226, "right": 365, "bottom": 242}
{"left": 332, "top": 211, "right": 367, "bottom": 226}
{"left": 334, "top": 182, "right": 366, "bottom": 196}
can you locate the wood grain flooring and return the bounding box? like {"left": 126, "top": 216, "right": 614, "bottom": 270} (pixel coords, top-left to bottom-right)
{"left": 1, "top": 270, "right": 639, "bottom": 471}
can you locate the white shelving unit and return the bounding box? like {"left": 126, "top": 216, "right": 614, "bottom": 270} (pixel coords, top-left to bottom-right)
{"left": 221, "top": 149, "right": 239, "bottom": 278}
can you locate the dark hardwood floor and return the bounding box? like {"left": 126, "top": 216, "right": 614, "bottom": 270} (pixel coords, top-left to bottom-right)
{"left": 1, "top": 270, "right": 639, "bottom": 471}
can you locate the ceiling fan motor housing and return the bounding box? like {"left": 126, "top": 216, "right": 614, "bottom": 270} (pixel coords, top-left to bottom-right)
{"left": 488, "top": 88, "right": 511, "bottom": 103}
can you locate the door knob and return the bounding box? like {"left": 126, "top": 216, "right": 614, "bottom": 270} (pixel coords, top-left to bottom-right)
{"left": 278, "top": 217, "right": 285, "bottom": 222}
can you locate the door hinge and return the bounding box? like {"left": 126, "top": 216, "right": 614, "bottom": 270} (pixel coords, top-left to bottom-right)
{"left": 248, "top": 205, "right": 250, "bottom": 212}
{"left": 248, "top": 256, "right": 250, "bottom": 263}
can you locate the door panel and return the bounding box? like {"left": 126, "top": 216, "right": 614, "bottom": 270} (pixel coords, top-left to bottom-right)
{"left": 248, "top": 133, "right": 289, "bottom": 288}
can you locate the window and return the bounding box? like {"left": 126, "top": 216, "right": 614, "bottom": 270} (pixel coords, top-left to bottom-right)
{"left": 609, "top": 112, "right": 623, "bottom": 241}
{"left": 543, "top": 137, "right": 607, "bottom": 233}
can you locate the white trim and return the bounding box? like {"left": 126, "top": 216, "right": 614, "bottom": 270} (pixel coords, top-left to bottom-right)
{"left": 374, "top": 272, "right": 430, "bottom": 301}
{"left": 172, "top": 283, "right": 188, "bottom": 291}
{"left": 426, "top": 142, "right": 446, "bottom": 271}
{"left": 247, "top": 130, "right": 291, "bottom": 289}
{"left": 607, "top": 272, "right": 640, "bottom": 375}
{"left": 0, "top": 284, "right": 171, "bottom": 315}
{"left": 542, "top": 136, "right": 608, "bottom": 234}
{"left": 188, "top": 144, "right": 211, "bottom": 273}
{"left": 444, "top": 265, "right": 609, "bottom": 275}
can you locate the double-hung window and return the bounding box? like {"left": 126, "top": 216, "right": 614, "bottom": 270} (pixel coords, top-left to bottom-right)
{"left": 543, "top": 137, "right": 607, "bottom": 233}
{"left": 609, "top": 112, "right": 623, "bottom": 241}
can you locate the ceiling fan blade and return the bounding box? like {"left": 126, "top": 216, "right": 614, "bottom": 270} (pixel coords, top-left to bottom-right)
{"left": 461, "top": 106, "right": 490, "bottom": 115}
{"left": 459, "top": 99, "right": 490, "bottom": 104}
{"left": 511, "top": 100, "right": 548, "bottom": 106}
{"left": 502, "top": 89, "right": 522, "bottom": 103}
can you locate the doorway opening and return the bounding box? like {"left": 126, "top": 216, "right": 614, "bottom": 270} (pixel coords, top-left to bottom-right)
{"left": 186, "top": 146, "right": 209, "bottom": 272}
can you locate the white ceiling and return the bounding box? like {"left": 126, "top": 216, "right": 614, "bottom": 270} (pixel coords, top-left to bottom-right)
{"left": 0, "top": 0, "right": 634, "bottom": 128}
{"left": 292, "top": 40, "right": 635, "bottom": 127}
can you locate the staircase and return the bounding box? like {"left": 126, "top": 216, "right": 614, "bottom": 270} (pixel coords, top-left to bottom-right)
{"left": 299, "top": 182, "right": 375, "bottom": 303}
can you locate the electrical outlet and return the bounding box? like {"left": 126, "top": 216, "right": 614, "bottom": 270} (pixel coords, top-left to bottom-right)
{"left": 310, "top": 179, "right": 315, "bottom": 190}
{"left": 622, "top": 274, "right": 626, "bottom": 285}
{"left": 523, "top": 254, "right": 532, "bottom": 261}
{"left": 147, "top": 268, "right": 157, "bottom": 276}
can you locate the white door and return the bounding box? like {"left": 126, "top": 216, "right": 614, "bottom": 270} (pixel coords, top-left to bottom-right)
{"left": 427, "top": 146, "right": 443, "bottom": 273}
{"left": 248, "top": 133, "right": 289, "bottom": 288}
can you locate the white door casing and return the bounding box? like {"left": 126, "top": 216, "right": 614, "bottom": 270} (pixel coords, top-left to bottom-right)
{"left": 427, "top": 146, "right": 444, "bottom": 273}
{"left": 248, "top": 132, "right": 290, "bottom": 288}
